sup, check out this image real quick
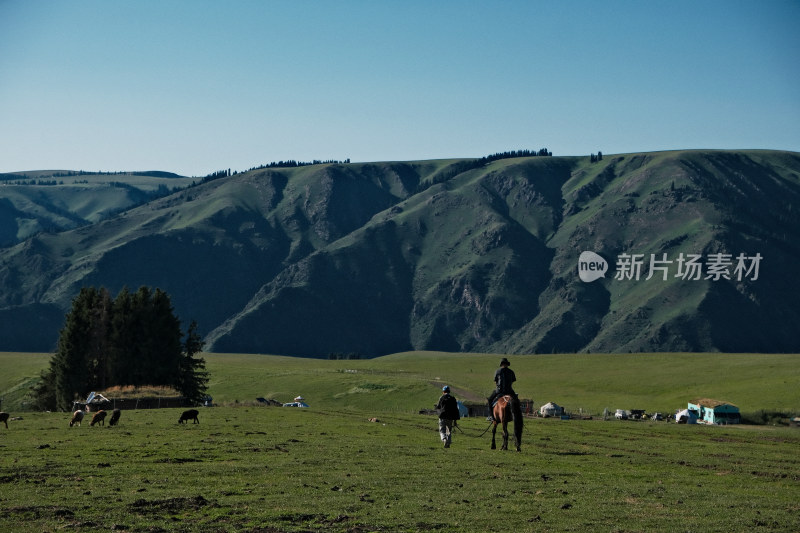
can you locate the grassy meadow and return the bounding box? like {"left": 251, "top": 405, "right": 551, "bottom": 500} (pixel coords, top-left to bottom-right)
{"left": 1, "top": 406, "right": 798, "bottom": 532}
{"left": 203, "top": 351, "right": 799, "bottom": 420}
{"left": 3, "top": 351, "right": 799, "bottom": 416}
{"left": 1, "top": 351, "right": 798, "bottom": 531}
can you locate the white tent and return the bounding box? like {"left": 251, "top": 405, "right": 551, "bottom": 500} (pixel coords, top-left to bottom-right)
{"left": 539, "top": 402, "right": 564, "bottom": 417}
{"left": 675, "top": 409, "right": 698, "bottom": 424}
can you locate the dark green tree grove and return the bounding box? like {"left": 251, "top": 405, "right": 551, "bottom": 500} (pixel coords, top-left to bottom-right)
{"left": 33, "top": 286, "right": 208, "bottom": 411}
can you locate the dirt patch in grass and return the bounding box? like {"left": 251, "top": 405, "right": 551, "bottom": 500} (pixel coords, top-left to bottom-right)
{"left": 271, "top": 513, "right": 369, "bottom": 532}
{"left": 5, "top": 505, "right": 74, "bottom": 520}
{"left": 128, "top": 495, "right": 213, "bottom": 515}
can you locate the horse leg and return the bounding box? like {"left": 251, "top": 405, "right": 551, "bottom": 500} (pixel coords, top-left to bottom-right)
{"left": 501, "top": 420, "right": 509, "bottom": 451}
{"left": 491, "top": 422, "right": 497, "bottom": 449}
{"left": 512, "top": 400, "right": 523, "bottom": 452}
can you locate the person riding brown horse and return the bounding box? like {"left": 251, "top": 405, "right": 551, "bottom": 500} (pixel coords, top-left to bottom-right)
{"left": 491, "top": 394, "right": 523, "bottom": 452}
{"left": 487, "top": 357, "right": 517, "bottom": 421}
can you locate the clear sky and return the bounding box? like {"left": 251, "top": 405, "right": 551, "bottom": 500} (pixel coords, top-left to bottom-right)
{"left": 1, "top": 1, "right": 798, "bottom": 177}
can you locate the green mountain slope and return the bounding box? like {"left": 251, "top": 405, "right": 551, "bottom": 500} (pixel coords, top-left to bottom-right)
{"left": 1, "top": 150, "right": 798, "bottom": 356}
{"left": 0, "top": 171, "right": 196, "bottom": 246}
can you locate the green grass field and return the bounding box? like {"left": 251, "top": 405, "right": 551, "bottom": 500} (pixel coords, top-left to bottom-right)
{"left": 200, "top": 351, "right": 800, "bottom": 419}
{"left": 0, "top": 407, "right": 798, "bottom": 532}
{"left": 1, "top": 351, "right": 798, "bottom": 531}
{"left": 2, "top": 351, "right": 799, "bottom": 416}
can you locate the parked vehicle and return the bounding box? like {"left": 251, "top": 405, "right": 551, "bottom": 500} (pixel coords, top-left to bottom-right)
{"left": 283, "top": 402, "right": 309, "bottom": 408}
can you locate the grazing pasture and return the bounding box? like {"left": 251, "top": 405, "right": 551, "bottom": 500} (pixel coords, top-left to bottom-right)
{"left": 199, "top": 351, "right": 800, "bottom": 420}
{"left": 1, "top": 351, "right": 798, "bottom": 416}
{"left": 0, "top": 407, "right": 798, "bottom": 532}
{"left": 0, "top": 351, "right": 798, "bottom": 530}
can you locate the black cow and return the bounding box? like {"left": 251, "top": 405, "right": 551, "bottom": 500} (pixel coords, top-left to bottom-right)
{"left": 178, "top": 409, "right": 199, "bottom": 424}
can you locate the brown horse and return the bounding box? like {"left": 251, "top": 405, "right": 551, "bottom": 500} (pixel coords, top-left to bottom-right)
{"left": 491, "top": 395, "right": 523, "bottom": 452}
{"left": 90, "top": 410, "right": 107, "bottom": 426}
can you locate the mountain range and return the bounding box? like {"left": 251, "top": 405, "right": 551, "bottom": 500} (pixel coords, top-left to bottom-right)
{"left": 1, "top": 149, "right": 799, "bottom": 356}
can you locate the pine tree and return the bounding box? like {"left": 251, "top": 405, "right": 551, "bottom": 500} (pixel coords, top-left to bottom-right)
{"left": 109, "top": 287, "right": 136, "bottom": 385}
{"left": 86, "top": 287, "right": 112, "bottom": 391}
{"left": 52, "top": 288, "right": 96, "bottom": 411}
{"left": 177, "top": 320, "right": 209, "bottom": 404}
{"left": 147, "top": 288, "right": 183, "bottom": 385}
{"left": 130, "top": 286, "right": 154, "bottom": 385}
{"left": 31, "top": 366, "right": 57, "bottom": 411}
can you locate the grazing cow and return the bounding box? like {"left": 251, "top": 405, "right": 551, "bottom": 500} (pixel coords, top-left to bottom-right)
{"left": 109, "top": 409, "right": 121, "bottom": 426}
{"left": 69, "top": 410, "right": 85, "bottom": 427}
{"left": 90, "top": 410, "right": 107, "bottom": 426}
{"left": 0, "top": 412, "right": 9, "bottom": 429}
{"left": 178, "top": 409, "right": 199, "bottom": 424}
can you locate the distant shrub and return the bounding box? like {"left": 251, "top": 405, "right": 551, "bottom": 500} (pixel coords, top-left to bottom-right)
{"left": 740, "top": 409, "right": 797, "bottom": 426}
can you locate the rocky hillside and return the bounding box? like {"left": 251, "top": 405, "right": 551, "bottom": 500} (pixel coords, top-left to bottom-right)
{"left": 1, "top": 150, "right": 798, "bottom": 356}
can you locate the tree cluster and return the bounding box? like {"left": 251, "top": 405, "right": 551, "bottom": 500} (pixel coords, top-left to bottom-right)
{"left": 250, "top": 158, "right": 351, "bottom": 170}
{"left": 203, "top": 169, "right": 231, "bottom": 181}
{"left": 426, "top": 148, "right": 553, "bottom": 188}
{"left": 4, "top": 179, "right": 64, "bottom": 186}
{"left": 327, "top": 352, "right": 362, "bottom": 360}
{"left": 33, "top": 286, "right": 208, "bottom": 411}
{"left": 477, "top": 148, "right": 552, "bottom": 165}
{"left": 590, "top": 151, "right": 603, "bottom": 163}
{"left": 203, "top": 158, "right": 352, "bottom": 182}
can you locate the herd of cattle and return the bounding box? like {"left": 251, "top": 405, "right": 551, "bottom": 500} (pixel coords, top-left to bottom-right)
{"left": 0, "top": 408, "right": 200, "bottom": 428}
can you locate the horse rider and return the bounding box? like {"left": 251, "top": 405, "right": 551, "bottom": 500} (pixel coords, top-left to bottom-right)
{"left": 435, "top": 385, "right": 460, "bottom": 448}
{"left": 487, "top": 357, "right": 517, "bottom": 421}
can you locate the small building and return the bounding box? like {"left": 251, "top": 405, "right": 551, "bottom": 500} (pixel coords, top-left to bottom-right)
{"left": 675, "top": 408, "right": 698, "bottom": 424}
{"left": 539, "top": 402, "right": 564, "bottom": 418}
{"left": 688, "top": 398, "right": 740, "bottom": 425}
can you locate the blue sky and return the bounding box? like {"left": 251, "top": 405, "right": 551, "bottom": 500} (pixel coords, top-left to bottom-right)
{"left": 1, "top": 1, "right": 798, "bottom": 177}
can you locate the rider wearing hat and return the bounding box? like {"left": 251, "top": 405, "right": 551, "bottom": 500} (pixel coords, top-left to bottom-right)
{"left": 435, "top": 385, "right": 460, "bottom": 448}
{"left": 487, "top": 357, "right": 517, "bottom": 421}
